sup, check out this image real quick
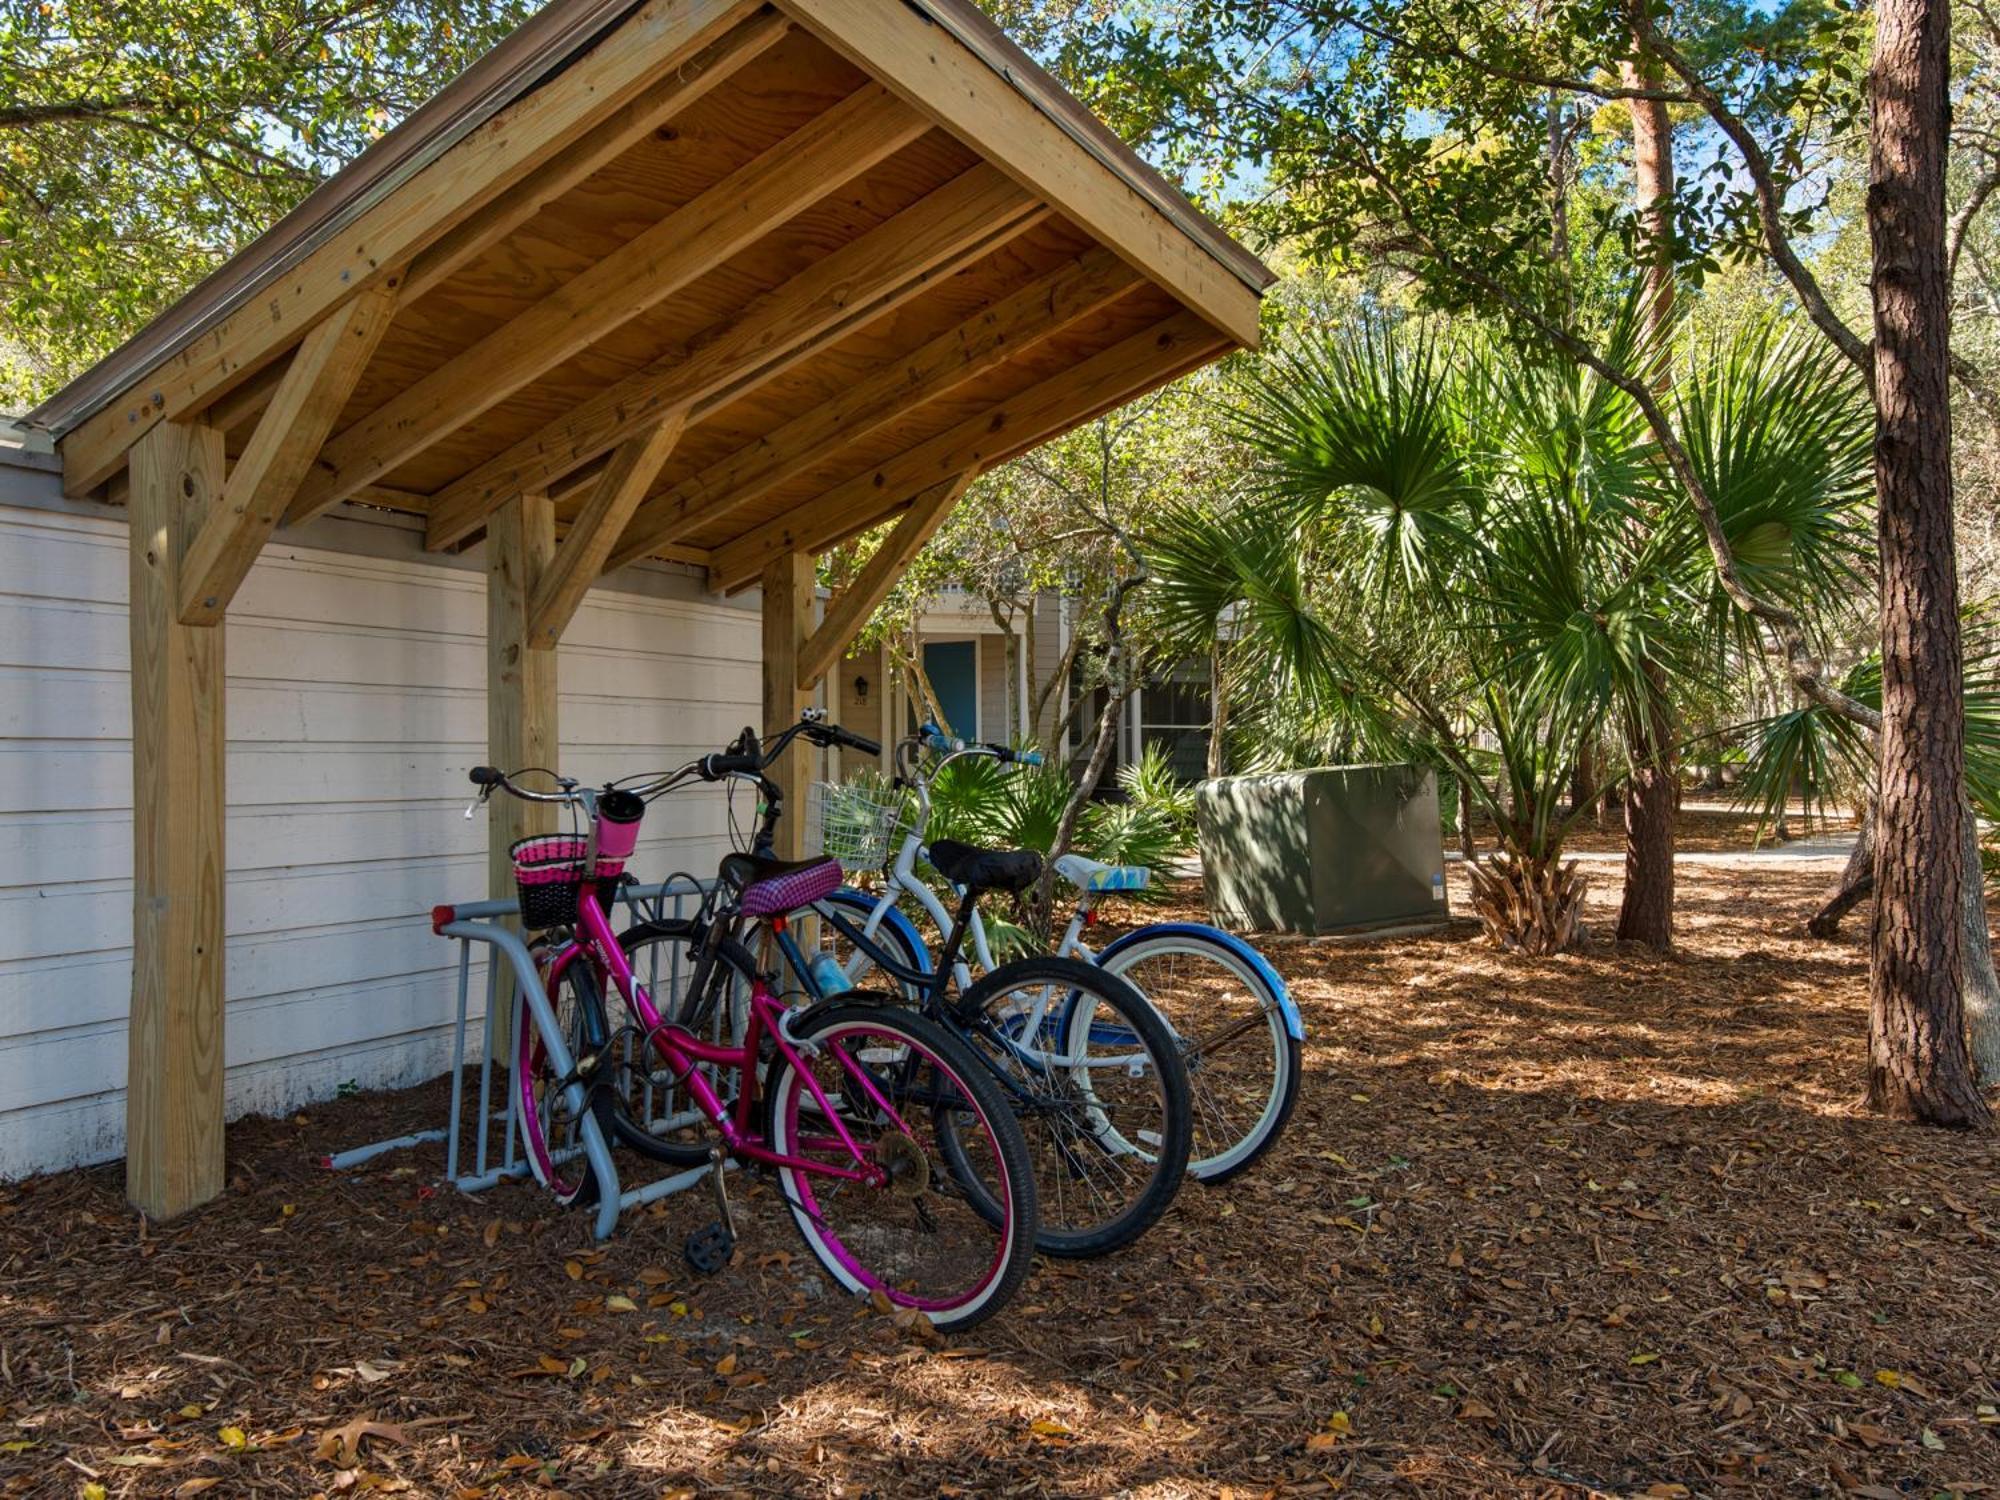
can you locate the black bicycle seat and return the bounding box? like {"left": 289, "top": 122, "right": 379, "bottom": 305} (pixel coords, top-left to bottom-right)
{"left": 928, "top": 839, "right": 1044, "bottom": 894}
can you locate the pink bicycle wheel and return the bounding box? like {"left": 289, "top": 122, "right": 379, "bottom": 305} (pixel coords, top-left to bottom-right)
{"left": 762, "top": 1003, "right": 1037, "bottom": 1332}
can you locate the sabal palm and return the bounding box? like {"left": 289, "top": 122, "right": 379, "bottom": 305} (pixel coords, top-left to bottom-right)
{"left": 1148, "top": 312, "right": 1872, "bottom": 952}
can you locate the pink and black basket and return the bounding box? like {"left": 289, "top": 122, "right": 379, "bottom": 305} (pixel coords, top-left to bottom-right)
{"left": 509, "top": 790, "right": 646, "bottom": 929}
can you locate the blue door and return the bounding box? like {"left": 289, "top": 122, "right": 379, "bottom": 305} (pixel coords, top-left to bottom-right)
{"left": 922, "top": 640, "right": 978, "bottom": 739}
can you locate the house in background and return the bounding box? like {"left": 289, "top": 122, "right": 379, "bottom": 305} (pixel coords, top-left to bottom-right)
{"left": 831, "top": 586, "right": 1219, "bottom": 782}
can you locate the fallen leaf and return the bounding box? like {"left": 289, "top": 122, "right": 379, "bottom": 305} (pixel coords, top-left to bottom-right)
{"left": 313, "top": 1417, "right": 413, "bottom": 1467}
{"left": 218, "top": 1425, "right": 251, "bottom": 1451}
{"left": 1629, "top": 1352, "right": 1660, "bottom": 1366}
{"left": 604, "top": 1295, "right": 637, "bottom": 1313}
{"left": 715, "top": 1353, "right": 738, "bottom": 1377}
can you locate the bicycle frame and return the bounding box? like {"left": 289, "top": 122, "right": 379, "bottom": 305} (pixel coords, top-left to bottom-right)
{"left": 546, "top": 884, "right": 901, "bottom": 1185}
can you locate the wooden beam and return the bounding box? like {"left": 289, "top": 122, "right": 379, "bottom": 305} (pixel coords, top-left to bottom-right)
{"left": 286, "top": 85, "right": 926, "bottom": 528}
{"left": 126, "top": 420, "right": 228, "bottom": 1220}
{"left": 760, "top": 550, "right": 816, "bottom": 859}
{"left": 486, "top": 491, "right": 559, "bottom": 1059}
{"left": 798, "top": 471, "right": 973, "bottom": 688}
{"left": 709, "top": 311, "right": 1219, "bottom": 590}
{"left": 774, "top": 0, "right": 1265, "bottom": 349}
{"left": 190, "top": 15, "right": 789, "bottom": 461}
{"left": 526, "top": 408, "right": 688, "bottom": 648}
{"left": 59, "top": 0, "right": 767, "bottom": 498}
{"left": 613, "top": 247, "right": 1138, "bottom": 568}
{"left": 401, "top": 12, "right": 793, "bottom": 305}
{"left": 177, "top": 289, "right": 397, "bottom": 625}
{"left": 426, "top": 163, "right": 1041, "bottom": 551}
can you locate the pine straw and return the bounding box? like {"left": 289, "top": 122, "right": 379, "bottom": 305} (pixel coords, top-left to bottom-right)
{"left": 3, "top": 860, "right": 1998, "bottom": 1499}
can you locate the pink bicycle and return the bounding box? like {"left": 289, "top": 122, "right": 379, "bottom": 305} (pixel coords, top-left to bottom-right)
{"left": 467, "top": 727, "right": 1038, "bottom": 1331}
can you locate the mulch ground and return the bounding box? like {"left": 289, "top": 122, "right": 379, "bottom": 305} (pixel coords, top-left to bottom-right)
{"left": 4, "top": 855, "right": 1999, "bottom": 1499}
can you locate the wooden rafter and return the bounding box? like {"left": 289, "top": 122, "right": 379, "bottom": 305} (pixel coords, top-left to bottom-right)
{"left": 708, "top": 311, "right": 1219, "bottom": 591}
{"left": 611, "top": 247, "right": 1139, "bottom": 569}
{"left": 796, "top": 471, "right": 973, "bottom": 689}
{"left": 425, "top": 163, "right": 1042, "bottom": 551}
{"left": 526, "top": 408, "right": 689, "bottom": 648}
{"left": 285, "top": 85, "right": 926, "bottom": 528}
{"left": 176, "top": 289, "right": 398, "bottom": 626}
{"left": 59, "top": 0, "right": 768, "bottom": 498}
{"left": 775, "top": 0, "right": 1264, "bottom": 347}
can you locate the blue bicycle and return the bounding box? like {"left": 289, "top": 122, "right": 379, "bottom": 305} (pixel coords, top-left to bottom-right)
{"left": 811, "top": 727, "right": 1303, "bottom": 1184}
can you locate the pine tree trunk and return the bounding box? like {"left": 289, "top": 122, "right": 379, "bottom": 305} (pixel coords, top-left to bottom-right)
{"left": 1458, "top": 775, "right": 1477, "bottom": 863}
{"left": 1570, "top": 741, "right": 1596, "bottom": 818}
{"left": 1865, "top": 0, "right": 1992, "bottom": 1125}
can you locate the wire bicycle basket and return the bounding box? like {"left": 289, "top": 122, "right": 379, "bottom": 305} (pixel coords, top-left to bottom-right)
{"left": 807, "top": 779, "right": 909, "bottom": 872}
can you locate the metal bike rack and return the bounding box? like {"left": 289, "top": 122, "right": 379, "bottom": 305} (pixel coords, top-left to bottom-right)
{"left": 324, "top": 878, "right": 716, "bottom": 1241}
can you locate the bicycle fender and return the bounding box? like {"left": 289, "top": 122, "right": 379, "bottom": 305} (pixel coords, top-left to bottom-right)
{"left": 1097, "top": 922, "right": 1304, "bottom": 1041}
{"left": 828, "top": 887, "right": 933, "bottom": 976}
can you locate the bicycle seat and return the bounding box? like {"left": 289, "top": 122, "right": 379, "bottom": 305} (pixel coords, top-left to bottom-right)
{"left": 1051, "top": 852, "right": 1151, "bottom": 893}
{"left": 928, "top": 839, "right": 1044, "bottom": 895}
{"left": 719, "top": 852, "right": 843, "bottom": 917}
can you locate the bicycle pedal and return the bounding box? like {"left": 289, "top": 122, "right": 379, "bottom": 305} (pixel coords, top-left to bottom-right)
{"left": 684, "top": 1221, "right": 736, "bottom": 1275}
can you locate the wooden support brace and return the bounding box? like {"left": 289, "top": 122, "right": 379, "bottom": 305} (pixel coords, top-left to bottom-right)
{"left": 761, "top": 551, "right": 817, "bottom": 860}
{"left": 287, "top": 85, "right": 925, "bottom": 528}
{"left": 177, "top": 288, "right": 397, "bottom": 625}
{"left": 526, "top": 408, "right": 687, "bottom": 648}
{"left": 797, "top": 471, "right": 974, "bottom": 690}
{"left": 127, "top": 420, "right": 228, "bottom": 1220}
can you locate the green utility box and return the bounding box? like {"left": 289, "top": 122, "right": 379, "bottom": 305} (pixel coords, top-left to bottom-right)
{"left": 1196, "top": 764, "right": 1449, "bottom": 935}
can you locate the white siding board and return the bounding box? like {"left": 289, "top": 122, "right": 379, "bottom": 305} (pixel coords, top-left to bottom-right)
{"left": 0, "top": 497, "right": 759, "bottom": 1179}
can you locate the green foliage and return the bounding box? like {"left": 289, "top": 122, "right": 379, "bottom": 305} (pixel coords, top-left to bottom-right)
{"left": 0, "top": 0, "right": 533, "bottom": 405}
{"left": 1147, "top": 304, "right": 1872, "bottom": 868}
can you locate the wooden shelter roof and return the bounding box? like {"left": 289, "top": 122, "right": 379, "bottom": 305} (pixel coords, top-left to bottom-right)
{"left": 29, "top": 0, "right": 1271, "bottom": 598}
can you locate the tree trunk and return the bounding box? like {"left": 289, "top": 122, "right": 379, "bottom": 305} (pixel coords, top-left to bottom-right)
{"left": 1865, "top": 0, "right": 1991, "bottom": 1125}
{"left": 1570, "top": 740, "right": 1596, "bottom": 818}
{"left": 1464, "top": 852, "right": 1589, "bottom": 955}
{"left": 1617, "top": 673, "right": 1678, "bottom": 948}
{"left": 1207, "top": 648, "right": 1228, "bottom": 780}
{"left": 1807, "top": 799, "right": 1876, "bottom": 937}
{"left": 1613, "top": 48, "right": 1679, "bottom": 947}
{"left": 1958, "top": 797, "right": 2000, "bottom": 1080}
{"left": 1458, "top": 774, "right": 1477, "bottom": 863}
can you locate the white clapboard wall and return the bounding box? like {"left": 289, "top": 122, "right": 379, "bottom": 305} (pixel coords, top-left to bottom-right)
{"left": 0, "top": 476, "right": 763, "bottom": 1180}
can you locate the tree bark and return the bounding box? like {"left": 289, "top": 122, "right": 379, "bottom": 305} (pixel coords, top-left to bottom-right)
{"left": 1617, "top": 680, "right": 1678, "bottom": 947}
{"left": 1457, "top": 773, "right": 1477, "bottom": 862}
{"left": 1613, "top": 42, "right": 1680, "bottom": 948}
{"left": 1865, "top": 0, "right": 1992, "bottom": 1124}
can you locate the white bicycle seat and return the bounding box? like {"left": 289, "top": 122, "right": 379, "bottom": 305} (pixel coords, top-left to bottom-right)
{"left": 1052, "top": 852, "right": 1151, "bottom": 893}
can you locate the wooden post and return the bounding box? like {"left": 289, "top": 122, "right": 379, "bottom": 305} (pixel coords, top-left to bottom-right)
{"left": 761, "top": 551, "right": 815, "bottom": 859}
{"left": 127, "top": 421, "right": 228, "bottom": 1219}
{"left": 486, "top": 491, "right": 559, "bottom": 1059}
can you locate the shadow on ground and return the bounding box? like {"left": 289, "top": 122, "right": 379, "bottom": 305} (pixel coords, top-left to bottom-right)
{"left": 1, "top": 861, "right": 1996, "bottom": 1498}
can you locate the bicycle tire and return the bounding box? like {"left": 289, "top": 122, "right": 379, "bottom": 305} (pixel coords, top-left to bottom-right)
{"left": 518, "top": 958, "right": 617, "bottom": 1208}
{"left": 760, "top": 999, "right": 1038, "bottom": 1332}
{"left": 944, "top": 954, "right": 1192, "bottom": 1258}
{"left": 1095, "top": 927, "right": 1302, "bottom": 1183}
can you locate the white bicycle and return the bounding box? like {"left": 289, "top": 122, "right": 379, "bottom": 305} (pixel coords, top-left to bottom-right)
{"left": 812, "top": 727, "right": 1304, "bottom": 1184}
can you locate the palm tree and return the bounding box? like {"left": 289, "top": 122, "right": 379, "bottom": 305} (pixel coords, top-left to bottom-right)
{"left": 1147, "top": 313, "right": 1872, "bottom": 955}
